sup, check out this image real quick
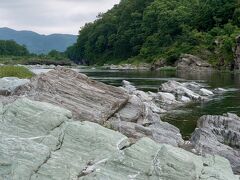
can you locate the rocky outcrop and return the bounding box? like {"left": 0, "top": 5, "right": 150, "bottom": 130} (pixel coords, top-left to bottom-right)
{"left": 150, "top": 59, "right": 166, "bottom": 71}
{"left": 1, "top": 68, "right": 227, "bottom": 148}
{"left": 110, "top": 80, "right": 223, "bottom": 146}
{"left": 107, "top": 80, "right": 184, "bottom": 147}
{"left": 234, "top": 35, "right": 240, "bottom": 70}
{"left": 0, "top": 98, "right": 238, "bottom": 180}
{"left": 14, "top": 67, "right": 129, "bottom": 124}
{"left": 176, "top": 54, "right": 212, "bottom": 71}
{"left": 9, "top": 67, "right": 184, "bottom": 147}
{"left": 0, "top": 77, "right": 29, "bottom": 96}
{"left": 190, "top": 113, "right": 240, "bottom": 174}
{"left": 157, "top": 80, "right": 217, "bottom": 111}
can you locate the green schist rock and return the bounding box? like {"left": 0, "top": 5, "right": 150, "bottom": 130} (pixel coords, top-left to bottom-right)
{"left": 83, "top": 138, "right": 239, "bottom": 180}
{"left": 0, "top": 98, "right": 238, "bottom": 180}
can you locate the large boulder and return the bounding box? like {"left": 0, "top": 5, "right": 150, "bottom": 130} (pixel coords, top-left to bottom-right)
{"left": 0, "top": 98, "right": 238, "bottom": 180}
{"left": 14, "top": 67, "right": 129, "bottom": 124}
{"left": 234, "top": 35, "right": 240, "bottom": 70}
{"left": 190, "top": 113, "right": 240, "bottom": 174}
{"left": 176, "top": 54, "right": 212, "bottom": 71}
{"left": 0, "top": 77, "right": 29, "bottom": 96}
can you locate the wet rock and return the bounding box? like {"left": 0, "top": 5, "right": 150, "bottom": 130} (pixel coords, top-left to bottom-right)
{"left": 0, "top": 98, "right": 238, "bottom": 180}
{"left": 214, "top": 88, "right": 227, "bottom": 94}
{"left": 190, "top": 113, "right": 240, "bottom": 174}
{"left": 0, "top": 77, "right": 30, "bottom": 96}
{"left": 199, "top": 88, "right": 214, "bottom": 96}
{"left": 160, "top": 80, "right": 201, "bottom": 100}
{"left": 176, "top": 54, "right": 213, "bottom": 71}
{"left": 159, "top": 80, "right": 213, "bottom": 103}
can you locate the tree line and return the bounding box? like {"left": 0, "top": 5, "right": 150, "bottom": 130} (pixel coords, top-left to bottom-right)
{"left": 0, "top": 40, "right": 67, "bottom": 61}
{"left": 66, "top": 0, "right": 240, "bottom": 66}
{"left": 0, "top": 40, "right": 29, "bottom": 56}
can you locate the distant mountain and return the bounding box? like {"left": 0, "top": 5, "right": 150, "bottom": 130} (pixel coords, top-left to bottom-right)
{"left": 0, "top": 27, "right": 77, "bottom": 54}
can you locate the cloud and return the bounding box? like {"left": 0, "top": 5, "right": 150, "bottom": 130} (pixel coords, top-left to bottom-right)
{"left": 0, "top": 0, "right": 120, "bottom": 35}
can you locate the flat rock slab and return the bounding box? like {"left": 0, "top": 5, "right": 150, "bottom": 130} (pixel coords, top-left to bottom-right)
{"left": 15, "top": 67, "right": 129, "bottom": 124}
{"left": 0, "top": 98, "right": 238, "bottom": 180}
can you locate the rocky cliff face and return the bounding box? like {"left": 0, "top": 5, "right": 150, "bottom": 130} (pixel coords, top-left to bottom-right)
{"left": 175, "top": 54, "right": 213, "bottom": 71}
{"left": 235, "top": 35, "right": 240, "bottom": 70}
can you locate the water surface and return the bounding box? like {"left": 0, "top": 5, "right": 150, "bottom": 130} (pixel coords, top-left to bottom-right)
{"left": 78, "top": 69, "right": 240, "bottom": 138}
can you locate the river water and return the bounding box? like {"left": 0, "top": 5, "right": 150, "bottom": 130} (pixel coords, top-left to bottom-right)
{"left": 77, "top": 68, "right": 240, "bottom": 139}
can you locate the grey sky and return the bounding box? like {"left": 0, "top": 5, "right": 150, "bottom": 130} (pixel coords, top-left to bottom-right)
{"left": 0, "top": 0, "right": 120, "bottom": 35}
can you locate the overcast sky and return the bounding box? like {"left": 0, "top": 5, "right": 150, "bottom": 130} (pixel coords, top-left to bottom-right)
{"left": 0, "top": 0, "right": 120, "bottom": 35}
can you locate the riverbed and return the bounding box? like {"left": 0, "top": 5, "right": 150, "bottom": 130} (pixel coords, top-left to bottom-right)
{"left": 76, "top": 68, "right": 240, "bottom": 139}
{"left": 31, "top": 67, "right": 240, "bottom": 138}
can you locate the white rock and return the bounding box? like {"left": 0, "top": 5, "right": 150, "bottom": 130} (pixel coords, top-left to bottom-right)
{"left": 199, "top": 88, "right": 214, "bottom": 96}
{"left": 0, "top": 77, "right": 30, "bottom": 95}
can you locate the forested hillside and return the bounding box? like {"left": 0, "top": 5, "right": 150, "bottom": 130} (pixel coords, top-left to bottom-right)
{"left": 67, "top": 0, "right": 240, "bottom": 66}
{"left": 0, "top": 40, "right": 29, "bottom": 56}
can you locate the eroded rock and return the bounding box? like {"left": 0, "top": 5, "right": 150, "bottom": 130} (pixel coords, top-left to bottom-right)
{"left": 108, "top": 81, "right": 184, "bottom": 147}
{"left": 14, "top": 67, "right": 129, "bottom": 124}
{"left": 191, "top": 113, "right": 240, "bottom": 174}
{"left": 176, "top": 54, "right": 213, "bottom": 71}
{"left": 0, "top": 98, "right": 238, "bottom": 180}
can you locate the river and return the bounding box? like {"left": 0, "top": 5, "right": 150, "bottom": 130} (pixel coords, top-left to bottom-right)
{"left": 32, "top": 67, "right": 240, "bottom": 139}
{"left": 77, "top": 68, "right": 240, "bottom": 139}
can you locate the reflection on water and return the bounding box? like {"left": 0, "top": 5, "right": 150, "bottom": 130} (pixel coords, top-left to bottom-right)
{"left": 79, "top": 69, "right": 240, "bottom": 138}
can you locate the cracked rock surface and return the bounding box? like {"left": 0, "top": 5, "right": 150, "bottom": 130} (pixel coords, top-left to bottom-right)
{"left": 14, "top": 67, "right": 129, "bottom": 124}
{"left": 0, "top": 98, "right": 239, "bottom": 180}
{"left": 191, "top": 113, "right": 240, "bottom": 174}
{"left": 11, "top": 68, "right": 185, "bottom": 147}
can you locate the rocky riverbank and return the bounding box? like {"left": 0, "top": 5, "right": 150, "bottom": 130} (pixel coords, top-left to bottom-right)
{"left": 0, "top": 67, "right": 239, "bottom": 179}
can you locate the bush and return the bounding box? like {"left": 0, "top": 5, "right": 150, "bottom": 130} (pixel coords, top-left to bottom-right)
{"left": 0, "top": 66, "right": 34, "bottom": 78}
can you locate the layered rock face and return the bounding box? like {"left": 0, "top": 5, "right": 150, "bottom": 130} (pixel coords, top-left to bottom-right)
{"left": 108, "top": 80, "right": 184, "bottom": 147}
{"left": 8, "top": 69, "right": 223, "bottom": 148}
{"left": 10, "top": 67, "right": 184, "bottom": 147}
{"left": 158, "top": 80, "right": 217, "bottom": 111}
{"left": 175, "top": 54, "right": 212, "bottom": 71}
{"left": 0, "top": 98, "right": 238, "bottom": 180}
{"left": 235, "top": 35, "right": 240, "bottom": 70}
{"left": 14, "top": 67, "right": 129, "bottom": 124}
{"left": 191, "top": 113, "right": 240, "bottom": 174}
